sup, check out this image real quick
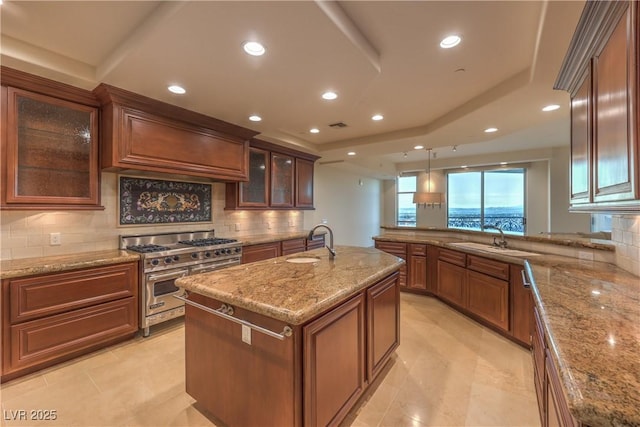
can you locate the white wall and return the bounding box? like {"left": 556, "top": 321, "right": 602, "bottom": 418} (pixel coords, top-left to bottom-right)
{"left": 526, "top": 160, "right": 550, "bottom": 235}
{"left": 304, "top": 164, "right": 381, "bottom": 247}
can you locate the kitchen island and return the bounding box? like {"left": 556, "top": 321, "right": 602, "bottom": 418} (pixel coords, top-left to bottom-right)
{"left": 176, "top": 245, "right": 404, "bottom": 427}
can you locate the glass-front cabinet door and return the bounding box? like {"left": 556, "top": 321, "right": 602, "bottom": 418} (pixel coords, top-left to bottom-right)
{"left": 239, "top": 147, "right": 269, "bottom": 207}
{"left": 3, "top": 87, "right": 100, "bottom": 208}
{"left": 271, "top": 153, "right": 294, "bottom": 207}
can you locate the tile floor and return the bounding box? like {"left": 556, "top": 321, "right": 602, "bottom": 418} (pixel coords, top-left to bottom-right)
{"left": 1, "top": 293, "right": 540, "bottom": 427}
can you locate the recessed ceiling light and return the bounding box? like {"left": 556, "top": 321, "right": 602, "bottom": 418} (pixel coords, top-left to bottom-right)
{"left": 310, "top": 128, "right": 320, "bottom": 134}
{"left": 500, "top": 162, "right": 508, "bottom": 165}
{"left": 542, "top": 104, "right": 560, "bottom": 112}
{"left": 249, "top": 115, "right": 262, "bottom": 122}
{"left": 347, "top": 151, "right": 356, "bottom": 156}
{"left": 461, "top": 165, "right": 468, "bottom": 168}
{"left": 243, "top": 41, "right": 265, "bottom": 56}
{"left": 168, "top": 85, "right": 186, "bottom": 94}
{"left": 322, "top": 91, "right": 338, "bottom": 100}
{"left": 371, "top": 114, "right": 384, "bottom": 121}
{"left": 414, "top": 145, "right": 424, "bottom": 150}
{"left": 484, "top": 127, "right": 498, "bottom": 133}
{"left": 440, "top": 35, "right": 461, "bottom": 49}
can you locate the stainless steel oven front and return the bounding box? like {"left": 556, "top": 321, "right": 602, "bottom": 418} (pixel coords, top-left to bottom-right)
{"left": 143, "top": 268, "right": 189, "bottom": 336}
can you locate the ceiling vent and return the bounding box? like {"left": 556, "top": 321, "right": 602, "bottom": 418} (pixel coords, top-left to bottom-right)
{"left": 329, "top": 122, "right": 348, "bottom": 128}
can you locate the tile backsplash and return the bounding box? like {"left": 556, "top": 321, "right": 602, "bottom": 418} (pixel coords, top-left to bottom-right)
{"left": 611, "top": 214, "right": 640, "bottom": 277}
{"left": 0, "top": 173, "right": 304, "bottom": 260}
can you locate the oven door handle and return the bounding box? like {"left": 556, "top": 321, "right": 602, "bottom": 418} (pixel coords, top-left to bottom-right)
{"left": 147, "top": 270, "right": 188, "bottom": 282}
{"left": 190, "top": 258, "right": 240, "bottom": 274}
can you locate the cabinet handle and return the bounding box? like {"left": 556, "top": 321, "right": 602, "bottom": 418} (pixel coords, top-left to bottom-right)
{"left": 174, "top": 293, "right": 293, "bottom": 340}
{"left": 521, "top": 269, "right": 532, "bottom": 289}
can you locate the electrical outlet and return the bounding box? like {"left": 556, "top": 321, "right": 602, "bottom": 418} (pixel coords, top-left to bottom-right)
{"left": 235, "top": 223, "right": 240, "bottom": 231}
{"left": 267, "top": 222, "right": 272, "bottom": 230}
{"left": 321, "top": 219, "right": 328, "bottom": 224}
{"left": 578, "top": 251, "right": 594, "bottom": 261}
{"left": 242, "top": 324, "right": 251, "bottom": 345}
{"left": 50, "top": 232, "right": 61, "bottom": 246}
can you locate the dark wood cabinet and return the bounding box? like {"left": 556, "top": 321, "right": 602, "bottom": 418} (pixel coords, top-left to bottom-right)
{"left": 226, "top": 139, "right": 319, "bottom": 210}
{"left": 437, "top": 259, "right": 467, "bottom": 308}
{"left": 467, "top": 270, "right": 509, "bottom": 331}
{"left": 366, "top": 272, "right": 400, "bottom": 381}
{"left": 557, "top": 0, "right": 640, "bottom": 212}
{"left": 511, "top": 266, "right": 534, "bottom": 347}
{"left": 94, "top": 83, "right": 257, "bottom": 181}
{"left": 1, "top": 67, "right": 101, "bottom": 210}
{"left": 408, "top": 244, "right": 427, "bottom": 290}
{"left": 242, "top": 242, "right": 282, "bottom": 264}
{"left": 533, "top": 308, "right": 546, "bottom": 425}
{"left": 238, "top": 147, "right": 270, "bottom": 207}
{"left": 296, "top": 158, "right": 315, "bottom": 208}
{"left": 1, "top": 262, "right": 139, "bottom": 382}
{"left": 304, "top": 293, "right": 366, "bottom": 427}
{"left": 306, "top": 234, "right": 326, "bottom": 251}
{"left": 426, "top": 245, "right": 439, "bottom": 294}
{"left": 374, "top": 241, "right": 407, "bottom": 288}
{"left": 282, "top": 238, "right": 306, "bottom": 255}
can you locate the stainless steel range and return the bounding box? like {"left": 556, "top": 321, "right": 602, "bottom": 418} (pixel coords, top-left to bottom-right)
{"left": 121, "top": 230, "right": 242, "bottom": 337}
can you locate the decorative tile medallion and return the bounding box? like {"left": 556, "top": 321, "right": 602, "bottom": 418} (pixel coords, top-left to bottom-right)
{"left": 119, "top": 176, "right": 212, "bottom": 225}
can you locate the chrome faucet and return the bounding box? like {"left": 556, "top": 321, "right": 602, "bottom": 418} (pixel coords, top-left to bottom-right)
{"left": 484, "top": 224, "right": 508, "bottom": 248}
{"left": 308, "top": 224, "right": 336, "bottom": 259}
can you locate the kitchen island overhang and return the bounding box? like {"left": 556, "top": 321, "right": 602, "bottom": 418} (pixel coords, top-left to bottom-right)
{"left": 176, "top": 246, "right": 404, "bottom": 427}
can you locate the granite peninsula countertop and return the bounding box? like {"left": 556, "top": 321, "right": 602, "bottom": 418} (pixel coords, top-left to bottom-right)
{"left": 0, "top": 250, "right": 140, "bottom": 279}
{"left": 176, "top": 245, "right": 404, "bottom": 325}
{"left": 526, "top": 259, "right": 640, "bottom": 427}
{"left": 235, "top": 230, "right": 326, "bottom": 246}
{"left": 380, "top": 226, "right": 614, "bottom": 251}
{"left": 375, "top": 231, "right": 639, "bottom": 426}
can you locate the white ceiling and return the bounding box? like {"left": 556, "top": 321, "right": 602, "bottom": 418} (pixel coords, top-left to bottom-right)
{"left": 0, "top": 1, "right": 585, "bottom": 178}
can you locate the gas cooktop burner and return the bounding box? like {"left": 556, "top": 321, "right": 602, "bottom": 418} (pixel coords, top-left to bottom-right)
{"left": 178, "top": 238, "right": 238, "bottom": 247}
{"left": 126, "top": 244, "right": 171, "bottom": 253}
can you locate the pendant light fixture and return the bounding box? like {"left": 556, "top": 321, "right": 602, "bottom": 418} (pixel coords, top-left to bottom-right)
{"left": 413, "top": 148, "right": 444, "bottom": 208}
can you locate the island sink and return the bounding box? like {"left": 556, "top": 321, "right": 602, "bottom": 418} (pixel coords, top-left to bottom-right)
{"left": 449, "top": 242, "right": 540, "bottom": 257}
{"left": 285, "top": 256, "right": 321, "bottom": 264}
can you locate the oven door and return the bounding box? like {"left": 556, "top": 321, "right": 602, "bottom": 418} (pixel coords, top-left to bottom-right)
{"left": 189, "top": 258, "right": 241, "bottom": 275}
{"left": 145, "top": 268, "right": 188, "bottom": 316}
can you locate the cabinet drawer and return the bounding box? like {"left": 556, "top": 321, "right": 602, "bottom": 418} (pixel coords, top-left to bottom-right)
{"left": 9, "top": 262, "right": 138, "bottom": 324}
{"left": 374, "top": 241, "right": 407, "bottom": 257}
{"left": 467, "top": 255, "right": 509, "bottom": 280}
{"left": 8, "top": 297, "right": 137, "bottom": 373}
{"left": 408, "top": 244, "right": 427, "bottom": 256}
{"left": 438, "top": 248, "right": 466, "bottom": 267}
{"left": 306, "top": 235, "right": 325, "bottom": 250}
{"left": 242, "top": 243, "right": 281, "bottom": 264}
{"left": 281, "top": 238, "right": 306, "bottom": 255}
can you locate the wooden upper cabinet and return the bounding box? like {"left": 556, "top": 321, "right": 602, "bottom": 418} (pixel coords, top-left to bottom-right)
{"left": 93, "top": 84, "right": 257, "bottom": 181}
{"left": 296, "top": 158, "right": 315, "bottom": 208}
{"left": 226, "top": 139, "right": 319, "bottom": 210}
{"left": 1, "top": 68, "right": 101, "bottom": 210}
{"left": 556, "top": 0, "right": 639, "bottom": 212}
{"left": 271, "top": 153, "right": 294, "bottom": 207}
{"left": 570, "top": 67, "right": 592, "bottom": 205}
{"left": 593, "top": 5, "right": 636, "bottom": 203}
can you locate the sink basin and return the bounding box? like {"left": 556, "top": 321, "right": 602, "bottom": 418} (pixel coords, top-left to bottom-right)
{"left": 286, "top": 257, "right": 321, "bottom": 264}
{"left": 449, "top": 242, "right": 540, "bottom": 257}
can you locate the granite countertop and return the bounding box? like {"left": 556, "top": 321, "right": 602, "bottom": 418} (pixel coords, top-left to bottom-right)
{"left": 0, "top": 250, "right": 140, "bottom": 279}
{"left": 526, "top": 258, "right": 640, "bottom": 427}
{"left": 379, "top": 226, "right": 614, "bottom": 251}
{"left": 176, "top": 245, "right": 404, "bottom": 325}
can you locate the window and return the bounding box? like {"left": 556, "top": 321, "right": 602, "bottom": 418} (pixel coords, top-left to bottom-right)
{"left": 447, "top": 168, "right": 526, "bottom": 234}
{"left": 397, "top": 175, "right": 417, "bottom": 227}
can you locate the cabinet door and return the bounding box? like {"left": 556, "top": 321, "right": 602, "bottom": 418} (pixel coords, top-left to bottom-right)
{"left": 295, "top": 158, "right": 315, "bottom": 208}
{"left": 510, "top": 266, "right": 533, "bottom": 347}
{"left": 374, "top": 241, "right": 407, "bottom": 288}
{"left": 241, "top": 242, "right": 281, "bottom": 264}
{"left": 593, "top": 5, "right": 637, "bottom": 203}
{"left": 408, "top": 256, "right": 427, "bottom": 290}
{"left": 367, "top": 273, "right": 399, "bottom": 381}
{"left": 239, "top": 147, "right": 269, "bottom": 207}
{"left": 271, "top": 153, "right": 294, "bottom": 207}
{"left": 4, "top": 87, "right": 100, "bottom": 208}
{"left": 281, "top": 238, "right": 306, "bottom": 255}
{"left": 467, "top": 270, "right": 509, "bottom": 331}
{"left": 304, "top": 294, "right": 365, "bottom": 427}
{"left": 570, "top": 68, "right": 592, "bottom": 205}
{"left": 426, "top": 245, "right": 439, "bottom": 294}
{"left": 437, "top": 260, "right": 466, "bottom": 308}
